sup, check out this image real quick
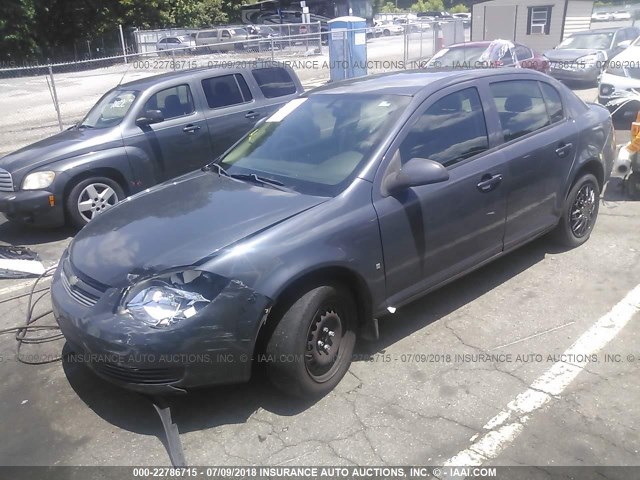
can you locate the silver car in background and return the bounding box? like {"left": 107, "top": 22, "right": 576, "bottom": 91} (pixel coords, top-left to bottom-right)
{"left": 156, "top": 35, "right": 196, "bottom": 55}
{"left": 545, "top": 27, "right": 639, "bottom": 84}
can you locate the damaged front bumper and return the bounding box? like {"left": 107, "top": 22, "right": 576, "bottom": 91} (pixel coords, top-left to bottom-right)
{"left": 51, "top": 258, "right": 272, "bottom": 394}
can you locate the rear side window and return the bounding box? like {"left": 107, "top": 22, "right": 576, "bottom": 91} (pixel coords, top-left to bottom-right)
{"left": 143, "top": 84, "right": 195, "bottom": 120}
{"left": 252, "top": 67, "right": 297, "bottom": 98}
{"left": 398, "top": 87, "right": 489, "bottom": 168}
{"left": 490, "top": 80, "right": 550, "bottom": 142}
{"left": 539, "top": 82, "right": 564, "bottom": 124}
{"left": 515, "top": 45, "right": 532, "bottom": 61}
{"left": 201, "top": 74, "right": 252, "bottom": 109}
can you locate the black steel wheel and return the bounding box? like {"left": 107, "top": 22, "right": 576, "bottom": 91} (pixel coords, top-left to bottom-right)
{"left": 266, "top": 284, "right": 356, "bottom": 399}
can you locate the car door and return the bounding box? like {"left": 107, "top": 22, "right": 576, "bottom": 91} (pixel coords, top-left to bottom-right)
{"left": 123, "top": 83, "right": 213, "bottom": 182}
{"left": 373, "top": 84, "right": 510, "bottom": 307}
{"left": 487, "top": 78, "right": 579, "bottom": 249}
{"left": 200, "top": 73, "right": 261, "bottom": 159}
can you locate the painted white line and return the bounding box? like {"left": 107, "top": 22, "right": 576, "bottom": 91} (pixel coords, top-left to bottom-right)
{"left": 444, "top": 284, "right": 640, "bottom": 468}
{"left": 0, "top": 276, "right": 52, "bottom": 297}
{"left": 490, "top": 321, "right": 575, "bottom": 351}
{"left": 0, "top": 262, "right": 58, "bottom": 298}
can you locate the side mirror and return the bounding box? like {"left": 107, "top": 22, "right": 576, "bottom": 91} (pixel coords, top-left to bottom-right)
{"left": 382, "top": 158, "right": 449, "bottom": 196}
{"left": 136, "top": 109, "right": 164, "bottom": 126}
{"left": 617, "top": 40, "right": 632, "bottom": 49}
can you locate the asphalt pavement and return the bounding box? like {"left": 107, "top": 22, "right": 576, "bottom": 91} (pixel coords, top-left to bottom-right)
{"left": 0, "top": 79, "right": 639, "bottom": 470}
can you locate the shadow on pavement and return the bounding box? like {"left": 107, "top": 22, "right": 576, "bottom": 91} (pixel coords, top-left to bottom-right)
{"left": 0, "top": 217, "right": 74, "bottom": 247}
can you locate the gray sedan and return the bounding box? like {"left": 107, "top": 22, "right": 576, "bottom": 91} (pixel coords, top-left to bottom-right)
{"left": 52, "top": 69, "right": 615, "bottom": 399}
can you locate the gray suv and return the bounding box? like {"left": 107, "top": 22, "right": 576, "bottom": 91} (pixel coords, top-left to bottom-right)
{"left": 0, "top": 63, "right": 303, "bottom": 228}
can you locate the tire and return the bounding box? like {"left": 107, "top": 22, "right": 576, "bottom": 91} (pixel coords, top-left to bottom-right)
{"left": 266, "top": 284, "right": 357, "bottom": 399}
{"left": 66, "top": 176, "right": 125, "bottom": 229}
{"left": 383, "top": 29, "right": 391, "bottom": 36}
{"left": 627, "top": 172, "right": 640, "bottom": 200}
{"left": 552, "top": 173, "right": 600, "bottom": 248}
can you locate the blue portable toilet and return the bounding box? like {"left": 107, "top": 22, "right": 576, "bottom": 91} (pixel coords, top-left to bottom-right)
{"left": 327, "top": 16, "right": 367, "bottom": 82}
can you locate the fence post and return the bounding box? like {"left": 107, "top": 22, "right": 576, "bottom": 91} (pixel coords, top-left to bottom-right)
{"left": 48, "top": 65, "right": 63, "bottom": 132}
{"left": 119, "top": 24, "right": 128, "bottom": 64}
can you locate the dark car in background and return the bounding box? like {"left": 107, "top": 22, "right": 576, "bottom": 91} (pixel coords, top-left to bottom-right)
{"left": 545, "top": 27, "right": 639, "bottom": 84}
{"left": 426, "top": 40, "right": 550, "bottom": 73}
{"left": 0, "top": 63, "right": 303, "bottom": 228}
{"left": 51, "top": 69, "right": 615, "bottom": 399}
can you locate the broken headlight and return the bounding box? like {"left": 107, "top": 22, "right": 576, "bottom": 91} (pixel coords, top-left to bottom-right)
{"left": 123, "top": 270, "right": 228, "bottom": 328}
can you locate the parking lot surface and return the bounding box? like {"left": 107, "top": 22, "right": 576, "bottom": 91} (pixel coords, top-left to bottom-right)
{"left": 0, "top": 75, "right": 639, "bottom": 469}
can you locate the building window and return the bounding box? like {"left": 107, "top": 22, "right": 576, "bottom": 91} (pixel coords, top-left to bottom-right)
{"left": 527, "top": 6, "right": 552, "bottom": 35}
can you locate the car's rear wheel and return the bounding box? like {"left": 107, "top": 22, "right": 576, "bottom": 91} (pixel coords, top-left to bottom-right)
{"left": 266, "top": 284, "right": 356, "bottom": 399}
{"left": 66, "top": 177, "right": 124, "bottom": 229}
{"left": 553, "top": 173, "right": 600, "bottom": 248}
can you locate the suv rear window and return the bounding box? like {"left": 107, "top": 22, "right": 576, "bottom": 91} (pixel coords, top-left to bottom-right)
{"left": 252, "top": 67, "right": 297, "bottom": 98}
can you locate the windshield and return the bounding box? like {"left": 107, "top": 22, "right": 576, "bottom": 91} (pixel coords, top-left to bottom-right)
{"left": 219, "top": 94, "right": 411, "bottom": 196}
{"left": 80, "top": 89, "right": 138, "bottom": 129}
{"left": 558, "top": 33, "right": 613, "bottom": 50}
{"left": 429, "top": 46, "right": 489, "bottom": 67}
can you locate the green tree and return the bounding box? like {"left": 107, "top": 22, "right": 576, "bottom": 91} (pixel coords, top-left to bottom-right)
{"left": 410, "top": 0, "right": 445, "bottom": 13}
{"left": 379, "top": 2, "right": 399, "bottom": 13}
{"left": 0, "top": 0, "right": 38, "bottom": 62}
{"left": 450, "top": 3, "right": 469, "bottom": 13}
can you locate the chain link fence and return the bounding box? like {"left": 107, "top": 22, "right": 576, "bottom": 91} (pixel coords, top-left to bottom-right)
{"left": 0, "top": 20, "right": 467, "bottom": 156}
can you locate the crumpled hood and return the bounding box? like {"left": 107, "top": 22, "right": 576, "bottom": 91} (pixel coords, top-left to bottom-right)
{"left": 0, "top": 127, "right": 121, "bottom": 177}
{"left": 69, "top": 171, "right": 327, "bottom": 287}
{"left": 544, "top": 48, "right": 603, "bottom": 61}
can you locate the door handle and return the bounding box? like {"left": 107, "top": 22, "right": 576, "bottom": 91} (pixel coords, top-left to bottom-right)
{"left": 477, "top": 173, "right": 503, "bottom": 193}
{"left": 245, "top": 111, "right": 260, "bottom": 119}
{"left": 183, "top": 124, "right": 201, "bottom": 133}
{"left": 555, "top": 142, "right": 573, "bottom": 158}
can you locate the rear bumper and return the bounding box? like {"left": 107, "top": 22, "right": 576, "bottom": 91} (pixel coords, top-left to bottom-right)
{"left": 0, "top": 189, "right": 65, "bottom": 227}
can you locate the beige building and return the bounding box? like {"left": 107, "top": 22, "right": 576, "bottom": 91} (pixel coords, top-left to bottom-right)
{"left": 471, "top": 0, "right": 594, "bottom": 51}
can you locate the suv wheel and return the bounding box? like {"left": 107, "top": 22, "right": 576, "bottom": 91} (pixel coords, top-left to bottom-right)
{"left": 66, "top": 177, "right": 124, "bottom": 228}
{"left": 266, "top": 284, "right": 356, "bottom": 399}
{"left": 553, "top": 173, "right": 600, "bottom": 248}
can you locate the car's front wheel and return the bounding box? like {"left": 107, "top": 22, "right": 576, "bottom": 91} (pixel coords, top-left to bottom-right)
{"left": 553, "top": 173, "right": 600, "bottom": 247}
{"left": 266, "top": 284, "right": 356, "bottom": 399}
{"left": 66, "top": 177, "right": 124, "bottom": 228}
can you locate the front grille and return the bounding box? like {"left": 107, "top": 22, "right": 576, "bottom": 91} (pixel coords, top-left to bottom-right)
{"left": 91, "top": 361, "right": 184, "bottom": 384}
{"left": 60, "top": 259, "right": 106, "bottom": 307}
{"left": 627, "top": 67, "right": 640, "bottom": 80}
{"left": 0, "top": 168, "right": 13, "bottom": 192}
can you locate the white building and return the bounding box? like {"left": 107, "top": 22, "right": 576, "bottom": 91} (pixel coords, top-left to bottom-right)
{"left": 471, "top": 0, "right": 594, "bottom": 51}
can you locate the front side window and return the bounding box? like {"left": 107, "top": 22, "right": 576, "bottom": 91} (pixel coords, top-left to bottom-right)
{"left": 398, "top": 88, "right": 489, "bottom": 168}
{"left": 143, "top": 84, "right": 195, "bottom": 120}
{"left": 490, "top": 80, "right": 550, "bottom": 142}
{"left": 219, "top": 94, "right": 411, "bottom": 196}
{"left": 528, "top": 6, "right": 552, "bottom": 35}
{"left": 202, "top": 74, "right": 251, "bottom": 109}
{"left": 80, "top": 89, "right": 138, "bottom": 129}
{"left": 252, "top": 67, "right": 297, "bottom": 98}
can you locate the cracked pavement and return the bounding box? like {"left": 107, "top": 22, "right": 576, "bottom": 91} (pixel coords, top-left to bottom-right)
{"left": 0, "top": 86, "right": 639, "bottom": 468}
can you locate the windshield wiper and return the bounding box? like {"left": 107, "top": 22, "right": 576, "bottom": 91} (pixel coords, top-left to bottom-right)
{"left": 230, "top": 173, "right": 295, "bottom": 193}
{"left": 77, "top": 124, "right": 94, "bottom": 129}
{"left": 201, "top": 162, "right": 230, "bottom": 177}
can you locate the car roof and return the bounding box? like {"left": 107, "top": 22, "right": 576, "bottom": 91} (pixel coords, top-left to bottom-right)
{"left": 446, "top": 40, "right": 527, "bottom": 48}
{"left": 118, "top": 62, "right": 283, "bottom": 90}
{"left": 306, "top": 69, "right": 542, "bottom": 97}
